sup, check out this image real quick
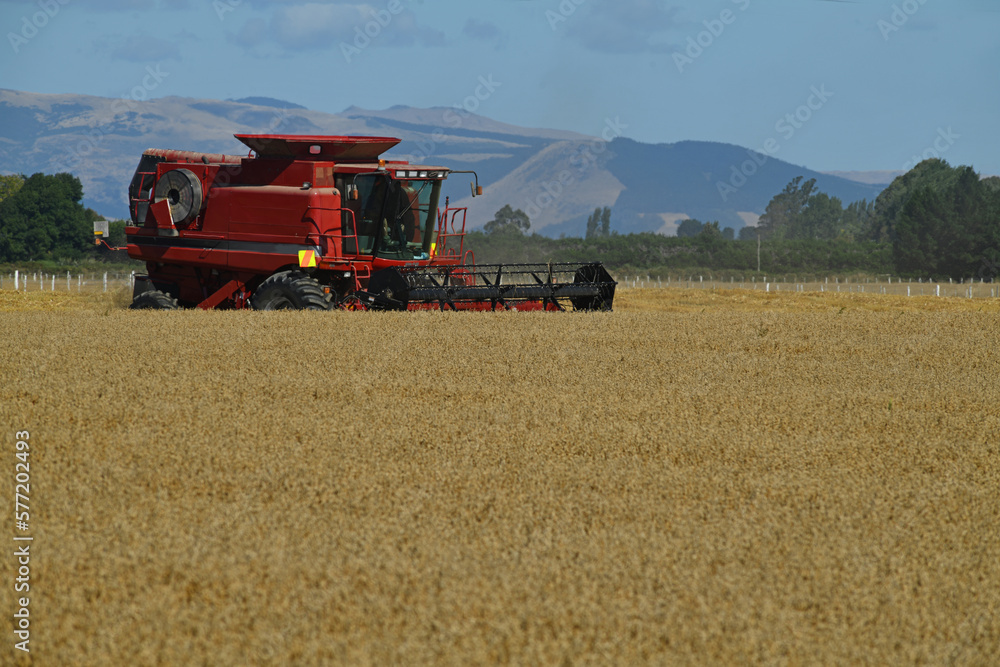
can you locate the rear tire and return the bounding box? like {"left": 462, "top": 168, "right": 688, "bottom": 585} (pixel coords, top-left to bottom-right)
{"left": 130, "top": 290, "right": 178, "bottom": 310}
{"left": 251, "top": 270, "right": 333, "bottom": 311}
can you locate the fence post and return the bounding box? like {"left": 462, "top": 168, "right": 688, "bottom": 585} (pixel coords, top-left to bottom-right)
{"left": 103, "top": 272, "right": 108, "bottom": 293}
{"left": 14, "top": 270, "right": 18, "bottom": 292}
{"left": 936, "top": 284, "right": 940, "bottom": 297}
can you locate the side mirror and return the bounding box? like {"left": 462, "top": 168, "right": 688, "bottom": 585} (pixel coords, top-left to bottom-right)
{"left": 350, "top": 188, "right": 360, "bottom": 201}
{"left": 471, "top": 183, "right": 484, "bottom": 197}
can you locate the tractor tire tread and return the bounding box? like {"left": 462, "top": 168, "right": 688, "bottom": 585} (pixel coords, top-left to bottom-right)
{"left": 251, "top": 270, "right": 333, "bottom": 311}
{"left": 130, "top": 289, "right": 179, "bottom": 310}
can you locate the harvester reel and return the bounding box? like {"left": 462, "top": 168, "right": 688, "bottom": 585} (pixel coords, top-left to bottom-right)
{"left": 360, "top": 263, "right": 617, "bottom": 311}
{"left": 154, "top": 169, "right": 204, "bottom": 227}
{"left": 251, "top": 270, "right": 334, "bottom": 311}
{"left": 130, "top": 290, "right": 179, "bottom": 310}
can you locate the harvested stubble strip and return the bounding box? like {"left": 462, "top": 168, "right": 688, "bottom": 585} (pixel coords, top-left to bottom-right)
{"left": 0, "top": 305, "right": 997, "bottom": 665}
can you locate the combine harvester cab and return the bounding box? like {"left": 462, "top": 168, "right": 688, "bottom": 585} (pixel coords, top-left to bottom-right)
{"left": 124, "top": 134, "right": 616, "bottom": 312}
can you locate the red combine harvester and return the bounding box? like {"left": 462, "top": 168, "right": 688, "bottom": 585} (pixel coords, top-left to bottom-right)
{"left": 124, "top": 134, "right": 616, "bottom": 311}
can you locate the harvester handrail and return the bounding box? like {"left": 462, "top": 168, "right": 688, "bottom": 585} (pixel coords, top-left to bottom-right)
{"left": 130, "top": 170, "right": 158, "bottom": 221}
{"left": 302, "top": 206, "right": 362, "bottom": 257}
{"left": 436, "top": 206, "right": 468, "bottom": 259}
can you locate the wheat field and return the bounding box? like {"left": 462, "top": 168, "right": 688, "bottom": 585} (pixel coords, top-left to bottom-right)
{"left": 1, "top": 287, "right": 998, "bottom": 665}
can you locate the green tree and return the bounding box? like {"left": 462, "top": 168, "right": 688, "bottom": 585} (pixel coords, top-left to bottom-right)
{"left": 758, "top": 177, "right": 816, "bottom": 240}
{"left": 699, "top": 221, "right": 722, "bottom": 238}
{"left": 484, "top": 204, "right": 530, "bottom": 236}
{"left": 585, "top": 207, "right": 601, "bottom": 239}
{"left": 798, "top": 192, "right": 843, "bottom": 240}
{"left": 722, "top": 227, "right": 735, "bottom": 240}
{"left": 0, "top": 172, "right": 92, "bottom": 262}
{"left": 676, "top": 219, "right": 703, "bottom": 238}
{"left": 893, "top": 166, "right": 998, "bottom": 280}
{"left": 868, "top": 159, "right": 961, "bottom": 242}
{"left": 0, "top": 174, "right": 25, "bottom": 205}
{"left": 841, "top": 199, "right": 874, "bottom": 241}
{"left": 738, "top": 226, "right": 758, "bottom": 241}
{"left": 600, "top": 206, "right": 611, "bottom": 236}
{"left": 108, "top": 219, "right": 127, "bottom": 247}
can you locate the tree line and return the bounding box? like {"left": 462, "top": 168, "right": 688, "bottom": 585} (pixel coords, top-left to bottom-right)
{"left": 689, "top": 160, "right": 999, "bottom": 280}
{"left": 0, "top": 172, "right": 127, "bottom": 264}
{"left": 476, "top": 159, "right": 1000, "bottom": 281}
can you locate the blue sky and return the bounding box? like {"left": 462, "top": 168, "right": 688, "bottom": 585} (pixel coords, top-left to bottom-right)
{"left": 2, "top": 0, "right": 998, "bottom": 174}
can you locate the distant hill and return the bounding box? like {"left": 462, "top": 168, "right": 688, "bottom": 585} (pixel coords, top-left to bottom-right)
{"left": 822, "top": 170, "right": 902, "bottom": 186}
{"left": 227, "top": 97, "right": 307, "bottom": 110}
{"left": 0, "top": 89, "right": 888, "bottom": 237}
{"left": 582, "top": 139, "right": 886, "bottom": 237}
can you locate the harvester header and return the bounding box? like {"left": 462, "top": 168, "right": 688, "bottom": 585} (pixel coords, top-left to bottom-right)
{"left": 122, "top": 134, "right": 616, "bottom": 312}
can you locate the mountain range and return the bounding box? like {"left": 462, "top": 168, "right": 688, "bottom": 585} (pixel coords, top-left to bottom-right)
{"left": 0, "top": 89, "right": 893, "bottom": 237}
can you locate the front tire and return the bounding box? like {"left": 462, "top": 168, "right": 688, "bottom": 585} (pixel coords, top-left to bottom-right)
{"left": 251, "top": 271, "right": 333, "bottom": 311}
{"left": 130, "top": 290, "right": 179, "bottom": 310}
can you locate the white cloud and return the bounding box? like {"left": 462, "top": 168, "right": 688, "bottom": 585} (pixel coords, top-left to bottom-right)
{"left": 562, "top": 0, "right": 682, "bottom": 54}
{"left": 228, "top": 1, "right": 444, "bottom": 53}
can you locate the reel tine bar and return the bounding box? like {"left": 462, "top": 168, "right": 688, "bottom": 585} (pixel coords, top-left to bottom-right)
{"left": 369, "top": 262, "right": 617, "bottom": 311}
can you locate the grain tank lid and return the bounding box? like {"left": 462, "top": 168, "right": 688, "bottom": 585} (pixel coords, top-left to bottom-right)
{"left": 235, "top": 134, "right": 401, "bottom": 161}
